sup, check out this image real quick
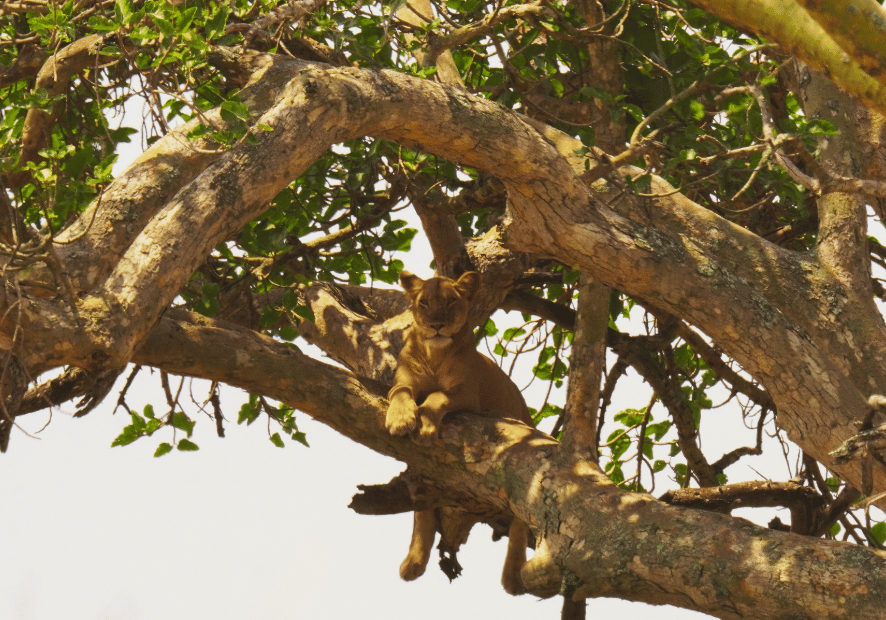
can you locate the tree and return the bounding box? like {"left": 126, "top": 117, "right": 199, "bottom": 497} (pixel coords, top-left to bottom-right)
{"left": 3, "top": 0, "right": 886, "bottom": 618}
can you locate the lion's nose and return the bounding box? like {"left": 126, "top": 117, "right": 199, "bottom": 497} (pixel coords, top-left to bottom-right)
{"left": 427, "top": 320, "right": 446, "bottom": 332}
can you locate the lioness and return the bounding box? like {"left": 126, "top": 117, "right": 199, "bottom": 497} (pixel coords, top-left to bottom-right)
{"left": 385, "top": 270, "right": 532, "bottom": 595}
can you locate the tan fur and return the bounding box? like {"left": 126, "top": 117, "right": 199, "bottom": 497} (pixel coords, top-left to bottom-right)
{"left": 386, "top": 270, "right": 532, "bottom": 595}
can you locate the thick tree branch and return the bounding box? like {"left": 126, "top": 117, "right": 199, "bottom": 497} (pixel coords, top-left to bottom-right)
{"left": 5, "top": 34, "right": 109, "bottom": 188}
{"left": 49, "top": 50, "right": 308, "bottom": 295}
{"left": 685, "top": 0, "right": 886, "bottom": 117}
{"left": 795, "top": 0, "right": 886, "bottom": 88}
{"left": 129, "top": 308, "right": 886, "bottom": 619}
{"left": 0, "top": 43, "right": 46, "bottom": 88}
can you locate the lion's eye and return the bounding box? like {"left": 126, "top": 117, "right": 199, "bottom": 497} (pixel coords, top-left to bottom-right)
{"left": 418, "top": 299, "right": 429, "bottom": 308}
{"left": 447, "top": 299, "right": 457, "bottom": 307}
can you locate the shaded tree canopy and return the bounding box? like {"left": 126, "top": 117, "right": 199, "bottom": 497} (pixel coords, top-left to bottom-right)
{"left": 4, "top": 0, "right": 886, "bottom": 618}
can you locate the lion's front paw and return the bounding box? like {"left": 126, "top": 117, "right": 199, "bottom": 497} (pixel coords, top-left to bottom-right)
{"left": 386, "top": 398, "right": 418, "bottom": 436}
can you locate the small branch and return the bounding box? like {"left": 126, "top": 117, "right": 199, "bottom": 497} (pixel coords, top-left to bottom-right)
{"left": 710, "top": 408, "right": 766, "bottom": 472}
{"left": 18, "top": 365, "right": 92, "bottom": 414}
{"left": 660, "top": 480, "right": 827, "bottom": 534}
{"left": 209, "top": 383, "right": 225, "bottom": 438}
{"left": 233, "top": 0, "right": 329, "bottom": 47}
{"left": 813, "top": 484, "right": 861, "bottom": 537}
{"left": 675, "top": 322, "right": 773, "bottom": 409}
{"left": 423, "top": 3, "right": 555, "bottom": 65}
{"left": 500, "top": 290, "right": 576, "bottom": 330}
{"left": 609, "top": 331, "right": 719, "bottom": 487}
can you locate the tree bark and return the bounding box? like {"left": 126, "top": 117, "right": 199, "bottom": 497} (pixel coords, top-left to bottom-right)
{"left": 129, "top": 308, "right": 886, "bottom": 619}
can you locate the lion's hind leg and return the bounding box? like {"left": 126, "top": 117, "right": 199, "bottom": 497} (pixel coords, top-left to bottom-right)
{"left": 399, "top": 509, "right": 438, "bottom": 581}
{"left": 501, "top": 518, "right": 529, "bottom": 595}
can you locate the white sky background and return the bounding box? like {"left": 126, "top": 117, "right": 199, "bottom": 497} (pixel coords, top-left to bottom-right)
{"left": 0, "top": 92, "right": 808, "bottom": 620}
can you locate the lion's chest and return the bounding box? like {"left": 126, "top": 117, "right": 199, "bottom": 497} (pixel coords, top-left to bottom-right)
{"left": 411, "top": 343, "right": 476, "bottom": 400}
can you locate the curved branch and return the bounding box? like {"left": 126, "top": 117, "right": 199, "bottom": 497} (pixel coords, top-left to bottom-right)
{"left": 17, "top": 49, "right": 884, "bottom": 500}
{"left": 0, "top": 44, "right": 46, "bottom": 89}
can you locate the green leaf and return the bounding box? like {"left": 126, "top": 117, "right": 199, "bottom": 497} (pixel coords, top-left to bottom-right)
{"left": 171, "top": 412, "right": 195, "bottom": 436}
{"left": 293, "top": 305, "right": 315, "bottom": 322}
{"left": 205, "top": 7, "right": 230, "bottom": 39}
{"left": 174, "top": 6, "right": 197, "bottom": 33}
{"left": 154, "top": 442, "right": 173, "bottom": 457}
{"left": 278, "top": 324, "right": 299, "bottom": 341}
{"left": 238, "top": 399, "right": 261, "bottom": 425}
{"left": 614, "top": 408, "right": 645, "bottom": 427}
{"left": 111, "top": 427, "right": 139, "bottom": 447}
{"left": 115, "top": 0, "right": 135, "bottom": 25}
{"left": 202, "top": 282, "right": 220, "bottom": 298}
{"left": 270, "top": 432, "right": 285, "bottom": 448}
{"left": 220, "top": 100, "right": 251, "bottom": 123}
{"left": 154, "top": 16, "right": 175, "bottom": 39}
{"left": 130, "top": 411, "right": 146, "bottom": 433}
{"left": 562, "top": 268, "right": 580, "bottom": 285}
{"left": 646, "top": 420, "right": 672, "bottom": 440}
{"left": 177, "top": 438, "right": 200, "bottom": 451}
{"left": 503, "top": 327, "right": 525, "bottom": 341}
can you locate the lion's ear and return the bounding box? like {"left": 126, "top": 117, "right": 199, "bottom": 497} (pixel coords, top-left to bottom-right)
{"left": 455, "top": 271, "right": 480, "bottom": 300}
{"left": 399, "top": 271, "right": 424, "bottom": 297}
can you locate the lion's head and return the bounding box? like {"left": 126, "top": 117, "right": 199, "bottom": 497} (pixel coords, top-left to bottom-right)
{"left": 399, "top": 271, "right": 480, "bottom": 343}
